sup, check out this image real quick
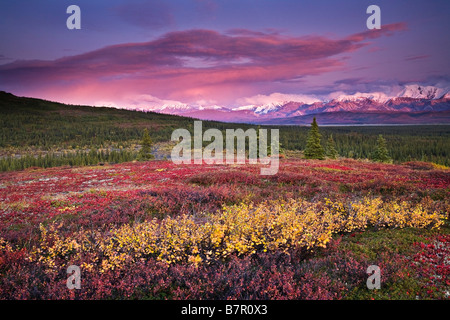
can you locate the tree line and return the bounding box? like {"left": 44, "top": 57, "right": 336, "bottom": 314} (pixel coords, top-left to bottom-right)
{"left": 304, "top": 117, "right": 391, "bottom": 163}
{"left": 0, "top": 149, "right": 136, "bottom": 172}
{"left": 2, "top": 121, "right": 448, "bottom": 171}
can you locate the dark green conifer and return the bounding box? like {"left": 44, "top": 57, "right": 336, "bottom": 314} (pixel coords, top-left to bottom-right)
{"left": 372, "top": 134, "right": 390, "bottom": 162}
{"left": 138, "top": 128, "right": 154, "bottom": 161}
{"left": 304, "top": 117, "right": 325, "bottom": 160}
{"left": 326, "top": 134, "right": 338, "bottom": 159}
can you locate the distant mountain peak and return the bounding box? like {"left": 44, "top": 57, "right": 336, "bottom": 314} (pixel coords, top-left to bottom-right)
{"left": 397, "top": 84, "right": 448, "bottom": 100}
{"left": 331, "top": 92, "right": 391, "bottom": 103}
{"left": 232, "top": 101, "right": 289, "bottom": 114}
{"left": 150, "top": 84, "right": 450, "bottom": 124}
{"left": 1, "top": 90, "right": 449, "bottom": 125}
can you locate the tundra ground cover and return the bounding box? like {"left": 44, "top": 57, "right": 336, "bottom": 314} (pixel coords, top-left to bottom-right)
{"left": 0, "top": 158, "right": 449, "bottom": 299}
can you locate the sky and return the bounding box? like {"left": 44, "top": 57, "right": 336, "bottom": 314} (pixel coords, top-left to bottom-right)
{"left": 0, "top": 0, "right": 449, "bottom": 109}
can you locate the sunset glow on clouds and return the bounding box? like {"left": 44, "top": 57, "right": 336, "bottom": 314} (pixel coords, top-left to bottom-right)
{"left": 0, "top": 24, "right": 407, "bottom": 106}
{"left": 0, "top": 0, "right": 449, "bottom": 109}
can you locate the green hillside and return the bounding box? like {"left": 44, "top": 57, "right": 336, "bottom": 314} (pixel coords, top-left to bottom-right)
{"left": 0, "top": 91, "right": 206, "bottom": 149}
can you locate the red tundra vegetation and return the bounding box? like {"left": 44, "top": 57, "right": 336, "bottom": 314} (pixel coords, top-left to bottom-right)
{"left": 0, "top": 158, "right": 448, "bottom": 299}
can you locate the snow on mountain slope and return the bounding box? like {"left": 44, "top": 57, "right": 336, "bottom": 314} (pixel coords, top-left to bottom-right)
{"left": 397, "top": 84, "right": 448, "bottom": 100}
{"left": 232, "top": 102, "right": 286, "bottom": 114}
{"left": 125, "top": 84, "right": 450, "bottom": 124}
{"left": 232, "top": 93, "right": 321, "bottom": 115}
{"left": 329, "top": 91, "right": 391, "bottom": 103}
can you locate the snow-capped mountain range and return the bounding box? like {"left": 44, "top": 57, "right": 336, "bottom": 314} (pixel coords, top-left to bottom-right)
{"left": 134, "top": 84, "right": 450, "bottom": 125}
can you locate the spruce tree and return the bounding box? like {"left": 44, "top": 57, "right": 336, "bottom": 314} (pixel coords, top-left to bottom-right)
{"left": 372, "top": 134, "right": 390, "bottom": 163}
{"left": 138, "top": 128, "right": 154, "bottom": 161}
{"left": 304, "top": 117, "right": 325, "bottom": 160}
{"left": 326, "top": 134, "right": 338, "bottom": 159}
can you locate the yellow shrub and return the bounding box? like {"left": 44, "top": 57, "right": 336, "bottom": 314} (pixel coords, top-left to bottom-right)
{"left": 29, "top": 197, "right": 445, "bottom": 272}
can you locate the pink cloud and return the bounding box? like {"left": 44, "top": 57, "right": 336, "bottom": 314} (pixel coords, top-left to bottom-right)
{"left": 345, "top": 22, "right": 407, "bottom": 42}
{"left": 0, "top": 24, "right": 407, "bottom": 106}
